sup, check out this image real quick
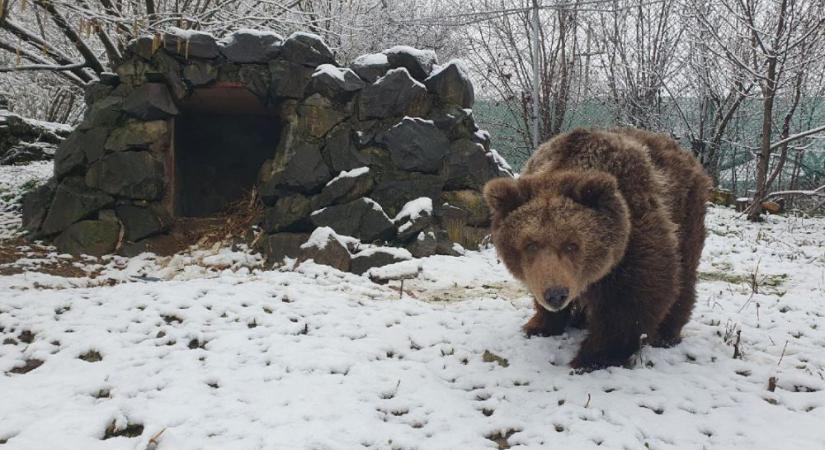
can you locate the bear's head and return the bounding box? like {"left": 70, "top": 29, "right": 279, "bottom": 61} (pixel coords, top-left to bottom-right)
{"left": 483, "top": 170, "right": 631, "bottom": 312}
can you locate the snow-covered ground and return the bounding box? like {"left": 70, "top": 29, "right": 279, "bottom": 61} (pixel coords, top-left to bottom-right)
{"left": 1, "top": 166, "right": 824, "bottom": 449}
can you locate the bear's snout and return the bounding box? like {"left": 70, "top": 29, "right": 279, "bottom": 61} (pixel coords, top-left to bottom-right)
{"left": 543, "top": 287, "right": 569, "bottom": 310}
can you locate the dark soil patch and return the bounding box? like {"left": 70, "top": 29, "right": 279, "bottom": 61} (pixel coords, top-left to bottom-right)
{"left": 9, "top": 358, "right": 43, "bottom": 374}
{"left": 102, "top": 421, "right": 144, "bottom": 440}
{"left": 79, "top": 350, "right": 103, "bottom": 362}
{"left": 18, "top": 330, "right": 34, "bottom": 344}
{"left": 0, "top": 237, "right": 92, "bottom": 278}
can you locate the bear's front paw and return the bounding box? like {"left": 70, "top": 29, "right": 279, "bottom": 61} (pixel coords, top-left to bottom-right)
{"left": 522, "top": 309, "right": 568, "bottom": 337}
{"left": 570, "top": 345, "right": 632, "bottom": 371}
{"left": 522, "top": 320, "right": 549, "bottom": 337}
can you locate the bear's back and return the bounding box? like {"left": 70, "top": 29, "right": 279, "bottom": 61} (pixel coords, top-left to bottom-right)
{"left": 523, "top": 128, "right": 670, "bottom": 219}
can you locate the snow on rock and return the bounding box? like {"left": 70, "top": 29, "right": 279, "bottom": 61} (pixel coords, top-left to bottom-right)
{"left": 1, "top": 206, "right": 825, "bottom": 448}
{"left": 393, "top": 197, "right": 433, "bottom": 223}
{"left": 367, "top": 259, "right": 422, "bottom": 282}
{"left": 354, "top": 52, "right": 388, "bottom": 66}
{"left": 300, "top": 226, "right": 356, "bottom": 250}
{"left": 312, "top": 64, "right": 355, "bottom": 82}
{"left": 489, "top": 148, "right": 515, "bottom": 176}
{"left": 325, "top": 166, "right": 370, "bottom": 187}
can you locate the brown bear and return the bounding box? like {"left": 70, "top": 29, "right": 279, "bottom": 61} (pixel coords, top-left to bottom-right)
{"left": 484, "top": 128, "right": 711, "bottom": 370}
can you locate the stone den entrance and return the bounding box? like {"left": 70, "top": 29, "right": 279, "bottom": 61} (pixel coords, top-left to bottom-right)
{"left": 23, "top": 29, "right": 513, "bottom": 264}
{"left": 174, "top": 86, "right": 280, "bottom": 217}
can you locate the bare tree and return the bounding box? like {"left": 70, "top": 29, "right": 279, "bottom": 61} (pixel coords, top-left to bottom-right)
{"left": 593, "top": 0, "right": 683, "bottom": 130}
{"left": 694, "top": 0, "right": 825, "bottom": 220}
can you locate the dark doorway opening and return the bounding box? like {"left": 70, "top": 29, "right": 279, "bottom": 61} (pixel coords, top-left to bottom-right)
{"left": 174, "top": 88, "right": 280, "bottom": 217}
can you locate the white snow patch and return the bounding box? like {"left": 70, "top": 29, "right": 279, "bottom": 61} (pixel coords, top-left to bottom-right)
{"left": 352, "top": 52, "right": 388, "bottom": 67}
{"left": 0, "top": 161, "right": 52, "bottom": 239}
{"left": 489, "top": 148, "right": 515, "bottom": 175}
{"left": 383, "top": 45, "right": 438, "bottom": 66}
{"left": 393, "top": 197, "right": 433, "bottom": 223}
{"left": 2, "top": 205, "right": 825, "bottom": 448}
{"left": 363, "top": 198, "right": 391, "bottom": 219}
{"left": 166, "top": 27, "right": 213, "bottom": 40}
{"left": 375, "top": 67, "right": 426, "bottom": 88}
{"left": 426, "top": 59, "right": 470, "bottom": 80}
{"left": 312, "top": 64, "right": 357, "bottom": 82}
{"left": 367, "top": 259, "right": 421, "bottom": 281}
{"left": 300, "top": 226, "right": 355, "bottom": 251}
{"left": 325, "top": 166, "right": 369, "bottom": 187}
{"left": 355, "top": 246, "right": 412, "bottom": 260}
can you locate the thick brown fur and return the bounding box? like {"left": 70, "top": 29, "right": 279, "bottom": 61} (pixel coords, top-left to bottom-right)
{"left": 484, "top": 128, "right": 711, "bottom": 370}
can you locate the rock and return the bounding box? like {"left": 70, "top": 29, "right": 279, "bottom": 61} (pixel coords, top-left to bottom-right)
{"left": 383, "top": 46, "right": 438, "bottom": 80}
{"left": 54, "top": 219, "right": 120, "bottom": 256}
{"left": 117, "top": 240, "right": 152, "bottom": 257}
{"left": 350, "top": 247, "right": 412, "bottom": 275}
{"left": 54, "top": 127, "right": 109, "bottom": 178}
{"left": 370, "top": 171, "right": 445, "bottom": 217}
{"left": 313, "top": 167, "right": 373, "bottom": 208}
{"left": 367, "top": 259, "right": 422, "bottom": 284}
{"left": 115, "top": 203, "right": 169, "bottom": 241}
{"left": 263, "top": 194, "right": 312, "bottom": 232}
{"left": 41, "top": 178, "right": 114, "bottom": 235}
{"left": 239, "top": 65, "right": 271, "bottom": 99}
{"left": 99, "top": 72, "right": 120, "bottom": 86}
{"left": 444, "top": 139, "right": 500, "bottom": 190}
{"left": 281, "top": 32, "right": 335, "bottom": 67}
{"left": 358, "top": 68, "right": 429, "bottom": 120}
{"left": 183, "top": 61, "right": 218, "bottom": 86}
{"left": 297, "top": 93, "right": 349, "bottom": 139}
{"left": 122, "top": 84, "right": 179, "bottom": 120}
{"left": 163, "top": 28, "right": 220, "bottom": 59}
{"left": 21, "top": 180, "right": 56, "bottom": 234}
{"left": 259, "top": 139, "right": 331, "bottom": 198}
{"left": 104, "top": 121, "right": 169, "bottom": 152}
{"left": 306, "top": 65, "right": 365, "bottom": 101}
{"left": 310, "top": 197, "right": 395, "bottom": 242}
{"left": 350, "top": 53, "right": 390, "bottom": 83}
{"left": 379, "top": 117, "right": 449, "bottom": 173}
{"left": 79, "top": 96, "right": 123, "bottom": 130}
{"left": 393, "top": 197, "right": 434, "bottom": 242}
{"left": 407, "top": 228, "right": 438, "bottom": 258}
{"left": 126, "top": 36, "right": 157, "bottom": 60}
{"left": 269, "top": 60, "right": 314, "bottom": 99}
{"left": 439, "top": 190, "right": 490, "bottom": 226}
{"left": 265, "top": 232, "right": 309, "bottom": 263}
{"left": 322, "top": 125, "right": 369, "bottom": 173}
{"left": 83, "top": 82, "right": 114, "bottom": 109}
{"left": 150, "top": 52, "right": 189, "bottom": 101}
{"left": 430, "top": 106, "right": 476, "bottom": 140}
{"left": 435, "top": 228, "right": 463, "bottom": 256}
{"left": 424, "top": 61, "right": 474, "bottom": 108}
{"left": 86, "top": 151, "right": 164, "bottom": 200}
{"left": 219, "top": 29, "right": 283, "bottom": 63}
{"left": 472, "top": 128, "right": 492, "bottom": 148}
{"left": 299, "top": 227, "right": 351, "bottom": 271}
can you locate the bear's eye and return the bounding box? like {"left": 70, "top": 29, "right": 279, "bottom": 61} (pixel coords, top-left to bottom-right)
{"left": 525, "top": 241, "right": 540, "bottom": 253}
{"left": 563, "top": 242, "right": 579, "bottom": 254}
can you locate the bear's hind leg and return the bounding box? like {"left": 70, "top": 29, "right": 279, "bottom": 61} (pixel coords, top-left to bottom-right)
{"left": 523, "top": 300, "right": 572, "bottom": 337}
{"left": 653, "top": 189, "right": 707, "bottom": 347}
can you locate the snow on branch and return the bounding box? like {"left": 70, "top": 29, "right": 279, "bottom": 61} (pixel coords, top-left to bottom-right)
{"left": 769, "top": 125, "right": 825, "bottom": 151}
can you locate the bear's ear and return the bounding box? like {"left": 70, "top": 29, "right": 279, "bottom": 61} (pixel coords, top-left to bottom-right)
{"left": 483, "top": 177, "right": 527, "bottom": 219}
{"left": 559, "top": 171, "right": 619, "bottom": 210}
